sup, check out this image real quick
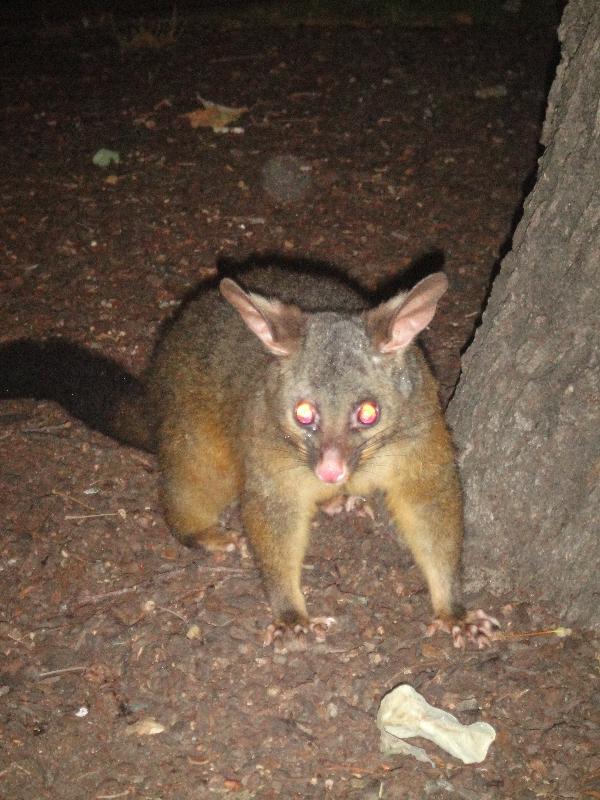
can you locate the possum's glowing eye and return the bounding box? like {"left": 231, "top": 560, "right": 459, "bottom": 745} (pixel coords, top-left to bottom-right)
{"left": 294, "top": 400, "right": 318, "bottom": 427}
{"left": 355, "top": 400, "right": 379, "bottom": 427}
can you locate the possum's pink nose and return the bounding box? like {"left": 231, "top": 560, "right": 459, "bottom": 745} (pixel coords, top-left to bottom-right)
{"left": 316, "top": 447, "right": 348, "bottom": 484}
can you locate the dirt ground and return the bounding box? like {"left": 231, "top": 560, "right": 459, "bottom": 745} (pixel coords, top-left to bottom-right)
{"left": 1, "top": 6, "right": 598, "bottom": 800}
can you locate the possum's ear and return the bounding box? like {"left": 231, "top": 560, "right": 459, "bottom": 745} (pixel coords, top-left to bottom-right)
{"left": 366, "top": 272, "right": 448, "bottom": 353}
{"left": 220, "top": 278, "right": 306, "bottom": 356}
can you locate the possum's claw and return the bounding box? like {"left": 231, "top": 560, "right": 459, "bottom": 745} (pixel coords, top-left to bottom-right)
{"left": 263, "top": 616, "right": 336, "bottom": 648}
{"left": 426, "top": 609, "right": 500, "bottom": 649}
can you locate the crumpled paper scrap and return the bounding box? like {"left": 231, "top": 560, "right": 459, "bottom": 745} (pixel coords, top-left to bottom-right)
{"left": 377, "top": 684, "right": 496, "bottom": 765}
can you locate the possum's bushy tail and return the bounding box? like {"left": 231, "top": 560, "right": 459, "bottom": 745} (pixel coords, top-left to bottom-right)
{"left": 0, "top": 338, "right": 154, "bottom": 452}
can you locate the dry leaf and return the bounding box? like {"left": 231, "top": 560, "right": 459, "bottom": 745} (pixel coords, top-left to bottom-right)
{"left": 186, "top": 624, "right": 202, "bottom": 640}
{"left": 182, "top": 97, "right": 247, "bottom": 131}
{"left": 112, "top": 602, "right": 145, "bottom": 627}
{"left": 84, "top": 663, "right": 119, "bottom": 685}
{"left": 125, "top": 718, "right": 166, "bottom": 736}
{"left": 475, "top": 84, "right": 508, "bottom": 99}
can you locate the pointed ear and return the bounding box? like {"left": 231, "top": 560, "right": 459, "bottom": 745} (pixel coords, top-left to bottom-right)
{"left": 366, "top": 272, "right": 449, "bottom": 354}
{"left": 219, "top": 278, "right": 305, "bottom": 356}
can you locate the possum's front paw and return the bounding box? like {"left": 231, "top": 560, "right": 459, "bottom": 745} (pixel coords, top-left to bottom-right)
{"left": 426, "top": 609, "right": 500, "bottom": 649}
{"left": 320, "top": 495, "right": 375, "bottom": 520}
{"left": 263, "top": 615, "right": 336, "bottom": 648}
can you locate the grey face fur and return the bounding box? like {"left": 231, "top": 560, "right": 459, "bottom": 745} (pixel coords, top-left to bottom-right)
{"left": 220, "top": 270, "right": 447, "bottom": 479}
{"left": 269, "top": 312, "right": 413, "bottom": 476}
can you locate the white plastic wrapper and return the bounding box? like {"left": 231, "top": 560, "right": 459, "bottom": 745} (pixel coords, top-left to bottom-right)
{"left": 377, "top": 684, "right": 496, "bottom": 765}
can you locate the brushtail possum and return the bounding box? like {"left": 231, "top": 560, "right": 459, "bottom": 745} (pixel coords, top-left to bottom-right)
{"left": 0, "top": 266, "right": 498, "bottom": 646}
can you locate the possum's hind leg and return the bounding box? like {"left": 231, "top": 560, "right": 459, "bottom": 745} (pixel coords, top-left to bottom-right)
{"left": 158, "top": 419, "right": 239, "bottom": 552}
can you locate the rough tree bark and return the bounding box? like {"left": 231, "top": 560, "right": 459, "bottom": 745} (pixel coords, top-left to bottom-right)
{"left": 448, "top": 0, "right": 599, "bottom": 629}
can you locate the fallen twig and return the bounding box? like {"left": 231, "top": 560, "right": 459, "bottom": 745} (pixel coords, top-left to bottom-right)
{"left": 75, "top": 562, "right": 250, "bottom": 608}
{"left": 38, "top": 665, "right": 87, "bottom": 679}
{"left": 322, "top": 760, "right": 392, "bottom": 776}
{"left": 0, "top": 763, "right": 32, "bottom": 779}
{"left": 77, "top": 586, "right": 138, "bottom": 606}
{"left": 494, "top": 626, "right": 572, "bottom": 641}
{"left": 22, "top": 421, "right": 71, "bottom": 435}
{"left": 156, "top": 604, "right": 188, "bottom": 623}
{"left": 52, "top": 489, "right": 96, "bottom": 511}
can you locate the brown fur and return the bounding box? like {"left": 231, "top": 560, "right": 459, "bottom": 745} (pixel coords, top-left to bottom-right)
{"left": 134, "top": 266, "right": 466, "bottom": 629}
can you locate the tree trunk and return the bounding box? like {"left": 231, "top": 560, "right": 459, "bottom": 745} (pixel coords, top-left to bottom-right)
{"left": 448, "top": 0, "right": 600, "bottom": 630}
